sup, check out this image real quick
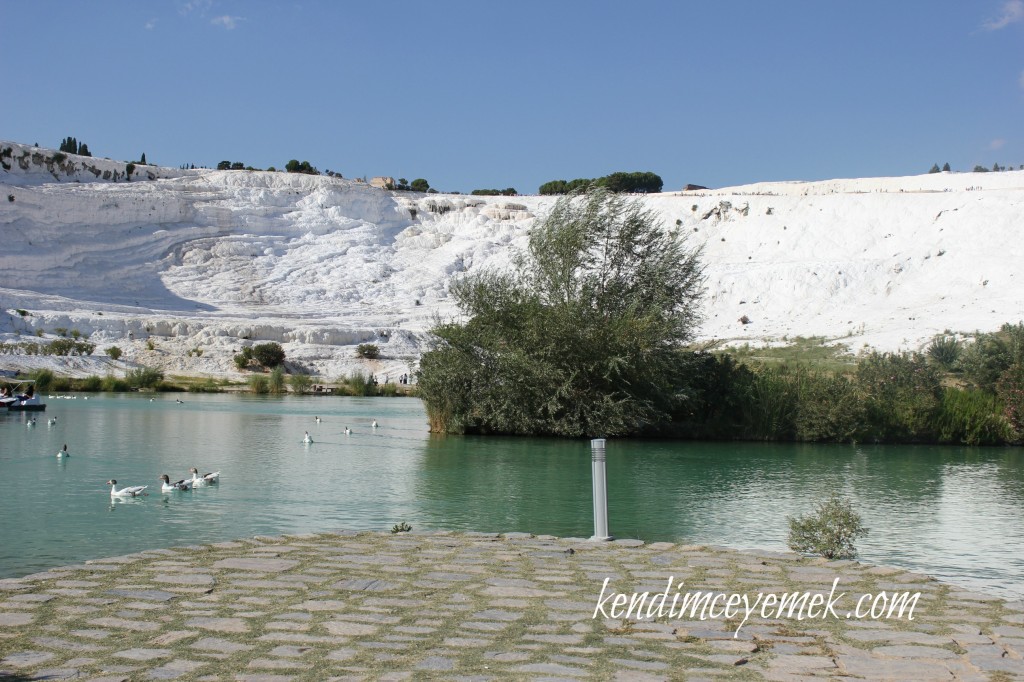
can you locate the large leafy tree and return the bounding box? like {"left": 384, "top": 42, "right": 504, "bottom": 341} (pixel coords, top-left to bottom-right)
{"left": 418, "top": 189, "right": 704, "bottom": 437}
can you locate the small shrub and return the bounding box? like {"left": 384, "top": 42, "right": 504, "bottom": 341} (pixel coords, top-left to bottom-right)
{"left": 356, "top": 343, "right": 380, "bottom": 359}
{"left": 927, "top": 335, "right": 961, "bottom": 369}
{"left": 289, "top": 373, "right": 313, "bottom": 395}
{"left": 79, "top": 375, "right": 103, "bottom": 392}
{"left": 101, "top": 375, "right": 129, "bottom": 392}
{"left": 126, "top": 365, "right": 165, "bottom": 389}
{"left": 248, "top": 374, "right": 270, "bottom": 394}
{"left": 933, "top": 387, "right": 1012, "bottom": 445}
{"left": 234, "top": 348, "right": 252, "bottom": 370}
{"left": 106, "top": 346, "right": 123, "bottom": 361}
{"left": 188, "top": 378, "right": 221, "bottom": 393}
{"left": 31, "top": 369, "right": 55, "bottom": 392}
{"left": 391, "top": 522, "right": 412, "bottom": 534}
{"left": 268, "top": 366, "right": 286, "bottom": 394}
{"left": 342, "top": 371, "right": 374, "bottom": 396}
{"left": 996, "top": 362, "right": 1024, "bottom": 440}
{"left": 146, "top": 339, "right": 156, "bottom": 351}
{"left": 788, "top": 494, "right": 867, "bottom": 559}
{"left": 252, "top": 342, "right": 285, "bottom": 368}
{"left": 70, "top": 329, "right": 82, "bottom": 339}
{"left": 35, "top": 329, "right": 43, "bottom": 337}
{"left": 54, "top": 327, "right": 68, "bottom": 337}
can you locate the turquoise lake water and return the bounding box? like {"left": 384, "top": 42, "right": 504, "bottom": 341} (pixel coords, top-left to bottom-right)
{"left": 1, "top": 393, "right": 1022, "bottom": 600}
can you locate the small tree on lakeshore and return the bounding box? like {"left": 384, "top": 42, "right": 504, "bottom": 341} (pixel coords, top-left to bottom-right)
{"left": 787, "top": 494, "right": 867, "bottom": 559}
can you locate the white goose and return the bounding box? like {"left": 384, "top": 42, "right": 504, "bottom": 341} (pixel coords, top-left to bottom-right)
{"left": 303, "top": 431, "right": 314, "bottom": 444}
{"left": 57, "top": 444, "right": 69, "bottom": 458}
{"left": 160, "top": 474, "right": 191, "bottom": 492}
{"left": 189, "top": 467, "right": 220, "bottom": 486}
{"left": 344, "top": 426, "right": 351, "bottom": 435}
{"left": 315, "top": 416, "right": 321, "bottom": 423}
{"left": 371, "top": 420, "right": 378, "bottom": 429}
{"left": 108, "top": 479, "right": 147, "bottom": 497}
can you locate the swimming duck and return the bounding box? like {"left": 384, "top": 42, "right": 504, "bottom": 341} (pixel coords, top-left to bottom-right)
{"left": 371, "top": 420, "right": 378, "bottom": 429}
{"left": 160, "top": 474, "right": 191, "bottom": 492}
{"left": 108, "top": 479, "right": 147, "bottom": 497}
{"left": 303, "top": 431, "right": 314, "bottom": 444}
{"left": 189, "top": 467, "right": 220, "bottom": 486}
{"left": 344, "top": 426, "right": 351, "bottom": 435}
{"left": 315, "top": 416, "right": 321, "bottom": 423}
{"left": 57, "top": 444, "right": 69, "bottom": 458}
{"left": 48, "top": 417, "right": 57, "bottom": 426}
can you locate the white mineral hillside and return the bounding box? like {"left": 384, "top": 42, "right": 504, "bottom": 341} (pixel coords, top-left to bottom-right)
{"left": 2, "top": 140, "right": 1023, "bottom": 380}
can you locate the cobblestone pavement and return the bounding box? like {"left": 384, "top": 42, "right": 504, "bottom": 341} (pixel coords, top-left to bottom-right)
{"left": 1, "top": 531, "right": 1023, "bottom": 681}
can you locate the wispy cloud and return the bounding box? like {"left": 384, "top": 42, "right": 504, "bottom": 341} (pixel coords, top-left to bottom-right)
{"left": 180, "top": 0, "right": 213, "bottom": 16}
{"left": 144, "top": 18, "right": 158, "bottom": 30}
{"left": 211, "top": 15, "right": 243, "bottom": 30}
{"left": 1019, "top": 70, "right": 1024, "bottom": 89}
{"left": 990, "top": 138, "right": 1007, "bottom": 150}
{"left": 981, "top": 0, "right": 1024, "bottom": 30}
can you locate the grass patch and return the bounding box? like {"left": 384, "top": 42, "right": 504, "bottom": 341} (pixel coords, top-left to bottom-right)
{"left": 714, "top": 336, "right": 857, "bottom": 373}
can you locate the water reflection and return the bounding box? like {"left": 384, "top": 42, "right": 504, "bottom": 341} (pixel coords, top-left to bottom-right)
{"left": 1, "top": 394, "right": 1022, "bottom": 599}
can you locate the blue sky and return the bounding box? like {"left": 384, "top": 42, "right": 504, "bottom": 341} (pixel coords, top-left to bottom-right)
{"left": 2, "top": 1, "right": 1021, "bottom": 193}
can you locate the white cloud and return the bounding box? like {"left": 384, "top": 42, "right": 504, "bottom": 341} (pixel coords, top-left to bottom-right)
{"left": 981, "top": 0, "right": 1024, "bottom": 30}
{"left": 990, "top": 138, "right": 1007, "bottom": 150}
{"left": 1019, "top": 70, "right": 1024, "bottom": 89}
{"left": 180, "top": 0, "right": 213, "bottom": 16}
{"left": 211, "top": 15, "right": 243, "bottom": 30}
{"left": 145, "top": 18, "right": 157, "bottom": 30}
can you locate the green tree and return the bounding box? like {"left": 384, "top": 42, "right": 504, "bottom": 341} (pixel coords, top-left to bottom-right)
{"left": 217, "top": 160, "right": 232, "bottom": 170}
{"left": 418, "top": 189, "right": 705, "bottom": 437}
{"left": 105, "top": 346, "right": 123, "bottom": 362}
{"left": 410, "top": 178, "right": 430, "bottom": 192}
{"left": 140, "top": 152, "right": 147, "bottom": 165}
{"left": 942, "top": 162, "right": 951, "bottom": 172}
{"left": 928, "top": 163, "right": 940, "bottom": 174}
{"left": 285, "top": 160, "right": 319, "bottom": 175}
{"left": 856, "top": 352, "right": 942, "bottom": 441}
{"left": 356, "top": 343, "right": 380, "bottom": 359}
{"left": 252, "top": 342, "right": 286, "bottom": 368}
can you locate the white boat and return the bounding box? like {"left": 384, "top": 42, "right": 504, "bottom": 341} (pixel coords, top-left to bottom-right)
{"left": 1, "top": 379, "right": 47, "bottom": 412}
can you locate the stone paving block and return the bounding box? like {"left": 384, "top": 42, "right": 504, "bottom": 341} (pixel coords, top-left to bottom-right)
{"left": 87, "top": 617, "right": 161, "bottom": 632}
{"left": 106, "top": 588, "right": 178, "bottom": 601}
{"left": 190, "top": 637, "right": 256, "bottom": 654}
{"left": 324, "top": 621, "right": 378, "bottom": 636}
{"left": 0, "top": 650, "right": 56, "bottom": 667}
{"left": 871, "top": 644, "right": 957, "bottom": 659}
{"left": 838, "top": 655, "right": 953, "bottom": 679}
{"left": 0, "top": 612, "right": 34, "bottom": 626}
{"left": 184, "top": 617, "right": 251, "bottom": 633}
{"left": 114, "top": 648, "right": 173, "bottom": 661}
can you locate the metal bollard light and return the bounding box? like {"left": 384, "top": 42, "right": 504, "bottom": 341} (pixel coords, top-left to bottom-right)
{"left": 590, "top": 438, "right": 613, "bottom": 541}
